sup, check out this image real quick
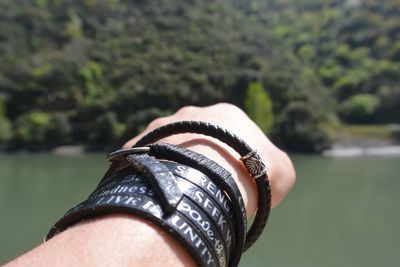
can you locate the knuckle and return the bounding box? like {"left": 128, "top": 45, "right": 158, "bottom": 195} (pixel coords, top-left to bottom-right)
{"left": 214, "top": 102, "right": 243, "bottom": 112}
{"left": 176, "top": 105, "right": 199, "bottom": 114}
{"left": 279, "top": 150, "right": 297, "bottom": 186}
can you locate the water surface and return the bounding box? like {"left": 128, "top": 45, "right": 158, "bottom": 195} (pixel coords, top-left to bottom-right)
{"left": 0, "top": 154, "right": 399, "bottom": 266}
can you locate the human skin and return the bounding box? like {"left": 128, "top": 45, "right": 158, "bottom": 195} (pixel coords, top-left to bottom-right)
{"left": 4, "top": 103, "right": 296, "bottom": 267}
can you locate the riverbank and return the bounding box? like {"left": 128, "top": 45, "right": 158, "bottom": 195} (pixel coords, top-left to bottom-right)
{"left": 323, "top": 124, "right": 400, "bottom": 157}
{"left": 2, "top": 124, "right": 399, "bottom": 157}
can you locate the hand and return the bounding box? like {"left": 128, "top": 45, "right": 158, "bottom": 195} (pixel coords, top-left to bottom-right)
{"left": 5, "top": 103, "right": 296, "bottom": 267}
{"left": 124, "top": 103, "right": 296, "bottom": 216}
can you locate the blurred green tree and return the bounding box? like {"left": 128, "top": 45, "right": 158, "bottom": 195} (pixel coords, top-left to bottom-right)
{"left": 0, "top": 97, "right": 12, "bottom": 145}
{"left": 273, "top": 102, "right": 330, "bottom": 153}
{"left": 339, "top": 94, "right": 380, "bottom": 123}
{"left": 245, "top": 82, "right": 274, "bottom": 133}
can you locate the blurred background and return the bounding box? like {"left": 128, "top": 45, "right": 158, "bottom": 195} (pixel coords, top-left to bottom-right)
{"left": 0, "top": 0, "right": 399, "bottom": 266}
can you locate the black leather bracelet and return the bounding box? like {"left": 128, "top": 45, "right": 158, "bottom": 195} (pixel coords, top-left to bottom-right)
{"left": 47, "top": 152, "right": 239, "bottom": 267}
{"left": 133, "top": 120, "right": 272, "bottom": 251}
{"left": 161, "top": 161, "right": 235, "bottom": 254}
{"left": 88, "top": 163, "right": 235, "bottom": 265}
{"left": 100, "top": 190, "right": 229, "bottom": 267}
{"left": 106, "top": 142, "right": 247, "bottom": 266}
{"left": 176, "top": 196, "right": 227, "bottom": 267}
{"left": 146, "top": 143, "right": 246, "bottom": 267}
{"left": 88, "top": 173, "right": 156, "bottom": 200}
{"left": 175, "top": 177, "right": 234, "bottom": 259}
{"left": 162, "top": 161, "right": 233, "bottom": 217}
{"left": 47, "top": 119, "right": 270, "bottom": 266}
{"left": 47, "top": 193, "right": 219, "bottom": 267}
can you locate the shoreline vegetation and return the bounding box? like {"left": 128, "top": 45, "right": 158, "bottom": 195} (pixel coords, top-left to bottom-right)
{"left": 2, "top": 124, "right": 399, "bottom": 157}
{"left": 1, "top": 1, "right": 399, "bottom": 154}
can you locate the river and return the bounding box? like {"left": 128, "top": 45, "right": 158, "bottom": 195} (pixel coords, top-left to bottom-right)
{"left": 0, "top": 153, "right": 399, "bottom": 266}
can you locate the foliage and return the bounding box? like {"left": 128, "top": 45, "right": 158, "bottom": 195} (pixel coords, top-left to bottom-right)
{"left": 12, "top": 111, "right": 73, "bottom": 149}
{"left": 245, "top": 82, "right": 274, "bottom": 133}
{"left": 14, "top": 112, "right": 51, "bottom": 148}
{"left": 339, "top": 94, "right": 380, "bottom": 123}
{"left": 257, "top": 0, "right": 400, "bottom": 125}
{"left": 46, "top": 113, "right": 72, "bottom": 145}
{"left": 0, "top": 116, "right": 11, "bottom": 144}
{"left": 0, "top": 97, "right": 11, "bottom": 144}
{"left": 0, "top": 0, "right": 399, "bottom": 152}
{"left": 123, "top": 108, "right": 171, "bottom": 140}
{"left": 88, "top": 112, "right": 124, "bottom": 146}
{"left": 327, "top": 123, "right": 391, "bottom": 140}
{"left": 273, "top": 102, "right": 330, "bottom": 153}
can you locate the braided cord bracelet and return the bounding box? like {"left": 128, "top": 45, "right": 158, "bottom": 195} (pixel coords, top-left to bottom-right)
{"left": 133, "top": 121, "right": 272, "bottom": 251}
{"left": 46, "top": 121, "right": 271, "bottom": 267}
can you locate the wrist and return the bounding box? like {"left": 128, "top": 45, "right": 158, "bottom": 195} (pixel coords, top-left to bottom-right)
{"left": 42, "top": 214, "right": 197, "bottom": 267}
{"left": 44, "top": 120, "right": 281, "bottom": 267}
{"left": 174, "top": 137, "right": 258, "bottom": 218}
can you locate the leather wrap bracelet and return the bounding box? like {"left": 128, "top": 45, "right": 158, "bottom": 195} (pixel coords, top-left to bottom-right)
{"left": 47, "top": 151, "right": 233, "bottom": 266}
{"left": 146, "top": 142, "right": 246, "bottom": 267}
{"left": 89, "top": 172, "right": 232, "bottom": 265}
{"left": 133, "top": 120, "right": 271, "bottom": 251}
{"left": 49, "top": 192, "right": 219, "bottom": 266}
{"left": 46, "top": 120, "right": 271, "bottom": 267}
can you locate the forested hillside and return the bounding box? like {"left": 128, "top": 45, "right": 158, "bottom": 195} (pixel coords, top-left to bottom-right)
{"left": 0, "top": 0, "right": 399, "bottom": 152}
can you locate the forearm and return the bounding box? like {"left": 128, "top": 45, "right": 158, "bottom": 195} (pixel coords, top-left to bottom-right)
{"left": 6, "top": 214, "right": 196, "bottom": 267}
{"left": 5, "top": 104, "right": 296, "bottom": 267}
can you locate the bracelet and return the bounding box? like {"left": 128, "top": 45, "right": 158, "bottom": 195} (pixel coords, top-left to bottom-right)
{"left": 49, "top": 192, "right": 219, "bottom": 267}
{"left": 176, "top": 177, "right": 234, "bottom": 255}
{"left": 133, "top": 120, "right": 271, "bottom": 251}
{"left": 106, "top": 142, "right": 247, "bottom": 267}
{"left": 88, "top": 167, "right": 235, "bottom": 259}
{"left": 166, "top": 161, "right": 233, "bottom": 215}
{"left": 146, "top": 142, "right": 246, "bottom": 267}
{"left": 47, "top": 152, "right": 237, "bottom": 266}
{"left": 47, "top": 121, "right": 271, "bottom": 267}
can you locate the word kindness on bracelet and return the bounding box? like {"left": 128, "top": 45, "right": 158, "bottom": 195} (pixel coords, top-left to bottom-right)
{"left": 46, "top": 121, "right": 271, "bottom": 267}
